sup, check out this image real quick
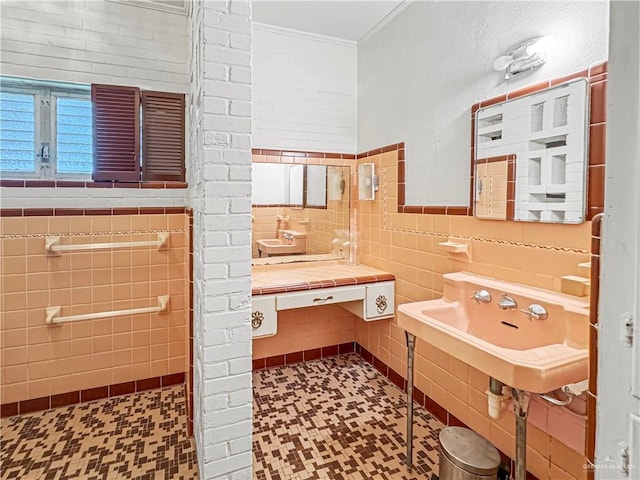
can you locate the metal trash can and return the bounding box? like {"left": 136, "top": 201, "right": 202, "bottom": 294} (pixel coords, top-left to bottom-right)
{"left": 438, "top": 427, "right": 501, "bottom": 480}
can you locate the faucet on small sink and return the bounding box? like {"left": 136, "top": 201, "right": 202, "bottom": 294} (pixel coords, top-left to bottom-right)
{"left": 498, "top": 293, "right": 517, "bottom": 310}
{"left": 470, "top": 289, "right": 492, "bottom": 304}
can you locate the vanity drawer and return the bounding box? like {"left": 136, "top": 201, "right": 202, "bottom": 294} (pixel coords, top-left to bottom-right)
{"left": 252, "top": 295, "right": 277, "bottom": 338}
{"left": 276, "top": 285, "right": 365, "bottom": 311}
{"left": 366, "top": 281, "right": 395, "bottom": 319}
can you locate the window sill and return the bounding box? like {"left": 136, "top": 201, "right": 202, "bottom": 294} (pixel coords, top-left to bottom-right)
{"left": 0, "top": 180, "right": 188, "bottom": 189}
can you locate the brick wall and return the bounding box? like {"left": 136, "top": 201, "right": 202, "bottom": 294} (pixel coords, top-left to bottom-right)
{"left": 189, "top": 0, "right": 253, "bottom": 477}
{"left": 252, "top": 24, "right": 357, "bottom": 153}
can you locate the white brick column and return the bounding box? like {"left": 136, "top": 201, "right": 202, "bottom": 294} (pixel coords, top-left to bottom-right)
{"left": 189, "top": 0, "right": 253, "bottom": 478}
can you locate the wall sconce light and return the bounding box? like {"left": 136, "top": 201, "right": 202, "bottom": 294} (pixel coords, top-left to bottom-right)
{"left": 493, "top": 36, "right": 555, "bottom": 79}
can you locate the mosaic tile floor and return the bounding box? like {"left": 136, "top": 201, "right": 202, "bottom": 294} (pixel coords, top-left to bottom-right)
{"left": 0, "top": 385, "right": 198, "bottom": 480}
{"left": 253, "top": 354, "right": 444, "bottom": 480}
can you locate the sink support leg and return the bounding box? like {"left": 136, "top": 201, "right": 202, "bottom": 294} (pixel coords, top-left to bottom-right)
{"left": 405, "top": 331, "right": 416, "bottom": 472}
{"left": 511, "top": 388, "right": 531, "bottom": 480}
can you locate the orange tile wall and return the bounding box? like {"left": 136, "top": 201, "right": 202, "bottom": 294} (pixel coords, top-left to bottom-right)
{"left": 252, "top": 304, "right": 356, "bottom": 359}
{"left": 0, "top": 213, "right": 189, "bottom": 405}
{"left": 355, "top": 147, "right": 590, "bottom": 480}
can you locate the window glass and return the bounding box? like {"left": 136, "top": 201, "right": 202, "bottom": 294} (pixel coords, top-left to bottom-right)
{"left": 56, "top": 97, "right": 93, "bottom": 174}
{"left": 0, "top": 91, "right": 36, "bottom": 173}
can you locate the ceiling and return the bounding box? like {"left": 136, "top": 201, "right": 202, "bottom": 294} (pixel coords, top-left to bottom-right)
{"left": 252, "top": 1, "right": 406, "bottom": 42}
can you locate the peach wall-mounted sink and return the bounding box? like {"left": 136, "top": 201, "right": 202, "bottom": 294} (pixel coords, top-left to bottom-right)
{"left": 256, "top": 230, "right": 307, "bottom": 257}
{"left": 397, "top": 272, "right": 589, "bottom": 393}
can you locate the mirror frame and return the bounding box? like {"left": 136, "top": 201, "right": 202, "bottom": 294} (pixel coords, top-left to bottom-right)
{"left": 473, "top": 78, "right": 590, "bottom": 224}
{"left": 250, "top": 148, "right": 355, "bottom": 264}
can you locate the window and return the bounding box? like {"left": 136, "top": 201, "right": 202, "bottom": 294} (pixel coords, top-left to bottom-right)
{"left": 0, "top": 91, "right": 36, "bottom": 174}
{"left": 55, "top": 96, "right": 93, "bottom": 175}
{"left": 0, "top": 80, "right": 92, "bottom": 179}
{"left": 0, "top": 77, "right": 185, "bottom": 183}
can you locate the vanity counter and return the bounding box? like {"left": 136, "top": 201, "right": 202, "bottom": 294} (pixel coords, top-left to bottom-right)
{"left": 252, "top": 261, "right": 395, "bottom": 296}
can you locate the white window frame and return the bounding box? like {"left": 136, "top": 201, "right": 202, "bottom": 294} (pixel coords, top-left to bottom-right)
{"left": 0, "top": 85, "right": 41, "bottom": 179}
{"left": 0, "top": 79, "right": 92, "bottom": 180}
{"left": 50, "top": 89, "right": 93, "bottom": 180}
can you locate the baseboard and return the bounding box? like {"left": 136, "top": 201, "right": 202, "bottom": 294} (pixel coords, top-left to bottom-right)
{"left": 0, "top": 372, "right": 186, "bottom": 418}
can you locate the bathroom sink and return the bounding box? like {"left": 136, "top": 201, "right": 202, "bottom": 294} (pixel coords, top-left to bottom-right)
{"left": 257, "top": 230, "right": 307, "bottom": 257}
{"left": 397, "top": 272, "right": 589, "bottom": 393}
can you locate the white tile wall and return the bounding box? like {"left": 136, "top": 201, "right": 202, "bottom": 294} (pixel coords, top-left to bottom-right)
{"left": 189, "top": 0, "right": 253, "bottom": 478}
{"left": 0, "top": 187, "right": 188, "bottom": 209}
{"left": 252, "top": 24, "right": 357, "bottom": 153}
{"left": 0, "top": 0, "right": 189, "bottom": 93}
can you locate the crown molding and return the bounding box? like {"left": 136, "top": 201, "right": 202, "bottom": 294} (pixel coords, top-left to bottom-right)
{"left": 358, "top": 0, "right": 412, "bottom": 44}
{"left": 106, "top": 0, "right": 188, "bottom": 16}
{"left": 252, "top": 22, "right": 357, "bottom": 48}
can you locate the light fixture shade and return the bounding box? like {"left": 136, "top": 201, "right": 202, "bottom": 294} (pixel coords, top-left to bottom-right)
{"left": 493, "top": 55, "right": 514, "bottom": 71}
{"left": 493, "top": 36, "right": 554, "bottom": 79}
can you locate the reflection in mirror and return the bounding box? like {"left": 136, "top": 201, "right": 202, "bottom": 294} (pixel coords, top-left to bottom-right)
{"left": 306, "top": 165, "right": 327, "bottom": 207}
{"left": 289, "top": 164, "right": 304, "bottom": 206}
{"left": 474, "top": 78, "right": 589, "bottom": 223}
{"left": 252, "top": 163, "right": 289, "bottom": 206}
{"left": 252, "top": 163, "right": 350, "bottom": 262}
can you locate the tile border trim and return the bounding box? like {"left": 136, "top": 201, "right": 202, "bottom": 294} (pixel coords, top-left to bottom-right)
{"left": 0, "top": 206, "right": 189, "bottom": 217}
{"left": 0, "top": 372, "right": 186, "bottom": 418}
{"left": 251, "top": 148, "right": 356, "bottom": 160}
{"left": 0, "top": 180, "right": 188, "bottom": 189}
{"left": 251, "top": 273, "right": 396, "bottom": 296}
{"left": 252, "top": 342, "right": 357, "bottom": 370}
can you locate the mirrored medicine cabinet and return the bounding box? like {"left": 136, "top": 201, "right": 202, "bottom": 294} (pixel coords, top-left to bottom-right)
{"left": 473, "top": 78, "right": 590, "bottom": 224}
{"left": 251, "top": 162, "right": 350, "bottom": 262}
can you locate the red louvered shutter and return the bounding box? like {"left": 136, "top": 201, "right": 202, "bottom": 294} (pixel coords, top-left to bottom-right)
{"left": 141, "top": 92, "right": 185, "bottom": 182}
{"left": 91, "top": 84, "right": 140, "bottom": 182}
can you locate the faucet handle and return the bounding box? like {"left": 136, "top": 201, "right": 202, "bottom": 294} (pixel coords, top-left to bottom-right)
{"left": 520, "top": 304, "right": 548, "bottom": 321}
{"left": 470, "top": 289, "right": 492, "bottom": 304}
{"left": 498, "top": 294, "right": 518, "bottom": 310}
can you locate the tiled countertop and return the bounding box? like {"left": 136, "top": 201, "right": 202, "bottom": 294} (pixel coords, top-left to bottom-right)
{"left": 252, "top": 261, "right": 395, "bottom": 296}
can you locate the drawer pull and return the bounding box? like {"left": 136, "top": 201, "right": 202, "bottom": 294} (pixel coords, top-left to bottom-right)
{"left": 252, "top": 311, "right": 264, "bottom": 329}
{"left": 376, "top": 295, "right": 388, "bottom": 314}
{"left": 313, "top": 295, "right": 334, "bottom": 304}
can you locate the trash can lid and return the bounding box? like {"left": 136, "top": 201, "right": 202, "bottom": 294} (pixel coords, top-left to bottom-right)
{"left": 439, "top": 427, "right": 501, "bottom": 476}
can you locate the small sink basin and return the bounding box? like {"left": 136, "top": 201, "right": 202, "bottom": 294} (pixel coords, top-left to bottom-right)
{"left": 397, "top": 272, "right": 589, "bottom": 393}
{"left": 256, "top": 230, "right": 307, "bottom": 257}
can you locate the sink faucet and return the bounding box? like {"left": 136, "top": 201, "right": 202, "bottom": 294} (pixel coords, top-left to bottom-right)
{"left": 520, "top": 304, "right": 548, "bottom": 321}
{"left": 498, "top": 294, "right": 517, "bottom": 310}
{"left": 470, "top": 290, "right": 492, "bottom": 304}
